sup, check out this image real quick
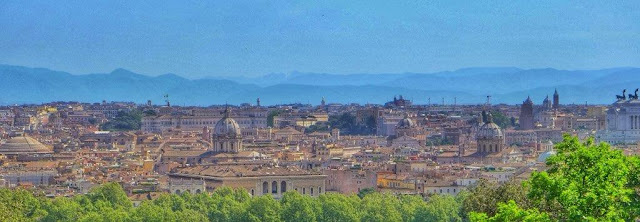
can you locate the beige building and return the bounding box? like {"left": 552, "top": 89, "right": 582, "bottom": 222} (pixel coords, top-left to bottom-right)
{"left": 169, "top": 164, "right": 326, "bottom": 198}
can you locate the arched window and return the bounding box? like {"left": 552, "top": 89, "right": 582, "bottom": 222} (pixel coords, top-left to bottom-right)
{"left": 263, "top": 182, "right": 268, "bottom": 194}
{"left": 310, "top": 187, "right": 314, "bottom": 195}
{"left": 319, "top": 187, "right": 322, "bottom": 194}
{"left": 251, "top": 189, "right": 254, "bottom": 196}
{"left": 196, "top": 189, "right": 201, "bottom": 194}
{"left": 272, "top": 181, "right": 278, "bottom": 194}
{"left": 303, "top": 188, "right": 306, "bottom": 194}
{"left": 175, "top": 189, "right": 181, "bottom": 195}
{"left": 281, "top": 181, "right": 287, "bottom": 193}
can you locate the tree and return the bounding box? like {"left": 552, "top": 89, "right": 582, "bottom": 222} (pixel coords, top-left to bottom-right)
{"left": 397, "top": 195, "right": 426, "bottom": 222}
{"left": 280, "top": 192, "right": 318, "bottom": 222}
{"left": 414, "top": 195, "right": 461, "bottom": 222}
{"left": 267, "top": 110, "right": 281, "bottom": 127}
{"left": 461, "top": 179, "right": 528, "bottom": 218}
{"left": 0, "top": 188, "right": 46, "bottom": 221}
{"left": 143, "top": 109, "right": 157, "bottom": 116}
{"left": 41, "top": 197, "right": 82, "bottom": 222}
{"left": 527, "top": 135, "right": 640, "bottom": 221}
{"left": 469, "top": 200, "right": 550, "bottom": 222}
{"left": 208, "top": 187, "right": 247, "bottom": 222}
{"left": 86, "top": 182, "right": 133, "bottom": 209}
{"left": 100, "top": 110, "right": 143, "bottom": 131}
{"left": 318, "top": 193, "right": 360, "bottom": 222}
{"left": 489, "top": 111, "right": 511, "bottom": 129}
{"left": 360, "top": 193, "right": 402, "bottom": 222}
{"left": 357, "top": 188, "right": 375, "bottom": 199}
{"left": 243, "top": 195, "right": 281, "bottom": 222}
{"left": 328, "top": 113, "right": 374, "bottom": 135}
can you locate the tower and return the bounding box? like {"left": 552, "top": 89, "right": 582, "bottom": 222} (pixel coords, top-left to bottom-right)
{"left": 321, "top": 97, "right": 326, "bottom": 107}
{"left": 542, "top": 95, "right": 552, "bottom": 110}
{"left": 519, "top": 96, "right": 535, "bottom": 130}
{"left": 256, "top": 98, "right": 261, "bottom": 107}
{"left": 553, "top": 89, "right": 559, "bottom": 109}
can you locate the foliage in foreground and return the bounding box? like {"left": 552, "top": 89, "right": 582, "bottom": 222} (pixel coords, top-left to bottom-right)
{"left": 0, "top": 183, "right": 463, "bottom": 222}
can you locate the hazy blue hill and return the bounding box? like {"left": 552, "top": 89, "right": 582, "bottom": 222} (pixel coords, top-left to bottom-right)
{"left": 216, "top": 68, "right": 524, "bottom": 87}
{"left": 384, "top": 68, "right": 621, "bottom": 94}
{"left": 0, "top": 65, "right": 256, "bottom": 105}
{"left": 229, "top": 84, "right": 480, "bottom": 105}
{"left": 0, "top": 64, "right": 637, "bottom": 105}
{"left": 209, "top": 73, "right": 290, "bottom": 86}
{"left": 430, "top": 67, "right": 523, "bottom": 77}
{"left": 216, "top": 72, "right": 406, "bottom": 86}
{"left": 166, "top": 79, "right": 259, "bottom": 106}
{"left": 281, "top": 72, "right": 405, "bottom": 86}
{"left": 581, "top": 68, "right": 640, "bottom": 86}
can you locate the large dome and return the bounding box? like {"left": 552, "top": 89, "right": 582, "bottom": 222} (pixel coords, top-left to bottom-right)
{"left": 477, "top": 122, "right": 503, "bottom": 139}
{"left": 0, "top": 136, "right": 52, "bottom": 155}
{"left": 214, "top": 109, "right": 241, "bottom": 137}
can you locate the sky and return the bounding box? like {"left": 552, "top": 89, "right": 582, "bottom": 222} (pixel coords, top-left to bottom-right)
{"left": 0, "top": 0, "right": 639, "bottom": 78}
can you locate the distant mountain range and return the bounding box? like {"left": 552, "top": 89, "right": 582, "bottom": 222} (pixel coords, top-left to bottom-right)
{"left": 0, "top": 64, "right": 638, "bottom": 106}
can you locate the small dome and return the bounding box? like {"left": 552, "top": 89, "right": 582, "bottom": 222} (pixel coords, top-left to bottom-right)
{"left": 0, "top": 136, "right": 52, "bottom": 155}
{"left": 537, "top": 150, "right": 556, "bottom": 162}
{"left": 477, "top": 122, "right": 503, "bottom": 139}
{"left": 214, "top": 108, "right": 241, "bottom": 137}
{"left": 397, "top": 116, "right": 415, "bottom": 128}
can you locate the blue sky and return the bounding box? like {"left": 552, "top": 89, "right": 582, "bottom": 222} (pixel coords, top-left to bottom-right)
{"left": 0, "top": 0, "right": 638, "bottom": 78}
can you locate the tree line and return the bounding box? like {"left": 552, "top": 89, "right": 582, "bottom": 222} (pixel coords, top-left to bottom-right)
{"left": 1, "top": 135, "right": 639, "bottom": 221}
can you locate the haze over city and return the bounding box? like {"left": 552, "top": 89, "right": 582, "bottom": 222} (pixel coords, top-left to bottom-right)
{"left": 1, "top": 1, "right": 639, "bottom": 78}
{"left": 1, "top": 1, "right": 640, "bottom": 221}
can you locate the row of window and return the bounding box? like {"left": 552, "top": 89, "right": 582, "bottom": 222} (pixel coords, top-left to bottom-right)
{"left": 254, "top": 181, "right": 323, "bottom": 196}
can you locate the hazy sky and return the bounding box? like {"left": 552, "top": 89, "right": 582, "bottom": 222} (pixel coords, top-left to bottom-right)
{"left": 1, "top": 1, "right": 639, "bottom": 78}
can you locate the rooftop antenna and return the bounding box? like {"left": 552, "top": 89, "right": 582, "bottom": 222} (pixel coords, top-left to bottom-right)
{"left": 486, "top": 95, "right": 492, "bottom": 107}
{"left": 454, "top": 97, "right": 457, "bottom": 112}
{"left": 164, "top": 94, "right": 170, "bottom": 107}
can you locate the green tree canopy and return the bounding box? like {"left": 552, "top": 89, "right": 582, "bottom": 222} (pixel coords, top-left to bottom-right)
{"left": 527, "top": 135, "right": 640, "bottom": 221}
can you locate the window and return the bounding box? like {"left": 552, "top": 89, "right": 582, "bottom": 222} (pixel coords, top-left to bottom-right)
{"left": 281, "top": 181, "right": 287, "bottom": 193}
{"left": 272, "top": 181, "right": 278, "bottom": 194}
{"left": 263, "top": 182, "right": 268, "bottom": 194}
{"left": 319, "top": 187, "right": 322, "bottom": 194}
{"left": 303, "top": 188, "right": 306, "bottom": 194}
{"left": 310, "top": 188, "right": 314, "bottom": 195}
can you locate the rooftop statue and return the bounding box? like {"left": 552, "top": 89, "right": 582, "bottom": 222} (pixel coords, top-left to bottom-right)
{"left": 630, "top": 88, "right": 639, "bottom": 100}
{"left": 617, "top": 89, "right": 627, "bottom": 100}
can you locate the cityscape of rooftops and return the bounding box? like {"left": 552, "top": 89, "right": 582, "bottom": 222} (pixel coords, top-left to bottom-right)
{"left": 0, "top": 1, "right": 639, "bottom": 221}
